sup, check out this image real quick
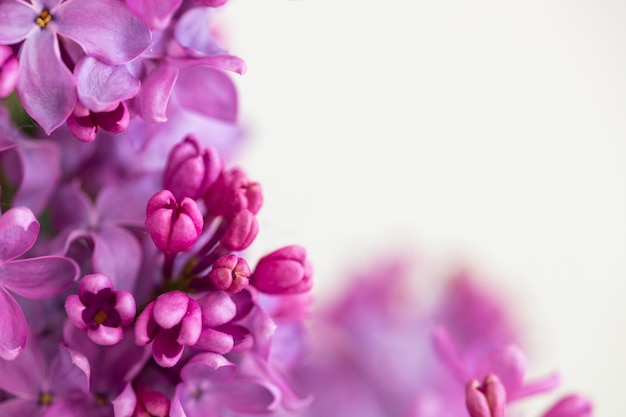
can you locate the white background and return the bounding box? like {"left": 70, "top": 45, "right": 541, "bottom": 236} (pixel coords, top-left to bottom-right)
{"left": 222, "top": 1, "right": 626, "bottom": 415}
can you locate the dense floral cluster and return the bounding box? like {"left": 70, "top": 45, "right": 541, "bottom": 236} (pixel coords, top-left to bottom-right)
{"left": 0, "top": 1, "right": 596, "bottom": 417}
{"left": 0, "top": 1, "right": 313, "bottom": 416}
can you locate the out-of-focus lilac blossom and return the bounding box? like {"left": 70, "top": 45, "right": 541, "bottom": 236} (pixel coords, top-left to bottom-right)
{"left": 0, "top": 207, "right": 79, "bottom": 360}
{"left": 170, "top": 352, "right": 280, "bottom": 417}
{"left": 0, "top": 337, "right": 90, "bottom": 416}
{"left": 251, "top": 245, "right": 313, "bottom": 295}
{"left": 0, "top": 45, "right": 18, "bottom": 98}
{"left": 145, "top": 190, "right": 204, "bottom": 253}
{"left": 163, "top": 135, "right": 222, "bottom": 201}
{"left": 204, "top": 168, "right": 263, "bottom": 219}
{"left": 65, "top": 273, "right": 136, "bottom": 346}
{"left": 0, "top": 0, "right": 151, "bottom": 133}
{"left": 135, "top": 291, "right": 202, "bottom": 367}
{"left": 194, "top": 290, "right": 237, "bottom": 354}
{"left": 542, "top": 395, "right": 594, "bottom": 417}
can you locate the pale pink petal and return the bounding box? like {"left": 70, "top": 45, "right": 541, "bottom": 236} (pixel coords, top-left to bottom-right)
{"left": 54, "top": 0, "right": 151, "bottom": 64}
{"left": 0, "top": 206, "right": 39, "bottom": 261}
{"left": 16, "top": 29, "right": 76, "bottom": 134}
{"left": 87, "top": 325, "right": 124, "bottom": 346}
{"left": 0, "top": 0, "right": 38, "bottom": 44}
{"left": 75, "top": 56, "right": 140, "bottom": 113}
{"left": 48, "top": 345, "right": 90, "bottom": 396}
{"left": 112, "top": 382, "right": 137, "bottom": 417}
{"left": 174, "top": 65, "right": 237, "bottom": 123}
{"left": 0, "top": 256, "right": 78, "bottom": 299}
{"left": 125, "top": 0, "right": 182, "bottom": 30}
{"left": 0, "top": 287, "right": 27, "bottom": 360}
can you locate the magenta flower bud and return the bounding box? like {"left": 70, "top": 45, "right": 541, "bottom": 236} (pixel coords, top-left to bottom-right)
{"left": 0, "top": 46, "right": 18, "bottom": 98}
{"left": 203, "top": 168, "right": 263, "bottom": 219}
{"left": 208, "top": 254, "right": 251, "bottom": 292}
{"left": 134, "top": 290, "right": 202, "bottom": 368}
{"left": 542, "top": 395, "right": 593, "bottom": 417}
{"left": 146, "top": 190, "right": 204, "bottom": 253}
{"left": 466, "top": 374, "right": 506, "bottom": 417}
{"left": 220, "top": 209, "right": 258, "bottom": 251}
{"left": 65, "top": 273, "right": 136, "bottom": 346}
{"left": 67, "top": 101, "right": 130, "bottom": 142}
{"left": 250, "top": 245, "right": 313, "bottom": 294}
{"left": 164, "top": 135, "right": 223, "bottom": 201}
{"left": 135, "top": 390, "right": 170, "bottom": 417}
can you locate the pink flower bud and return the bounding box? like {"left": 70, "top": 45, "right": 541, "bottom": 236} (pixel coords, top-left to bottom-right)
{"left": 208, "top": 254, "right": 250, "bottom": 292}
{"left": 220, "top": 209, "right": 258, "bottom": 251}
{"left": 251, "top": 245, "right": 313, "bottom": 294}
{"left": 465, "top": 374, "right": 506, "bottom": 417}
{"left": 163, "top": 135, "right": 222, "bottom": 201}
{"left": 203, "top": 168, "right": 263, "bottom": 219}
{"left": 67, "top": 102, "right": 130, "bottom": 143}
{"left": 0, "top": 46, "right": 18, "bottom": 98}
{"left": 146, "top": 190, "right": 204, "bottom": 253}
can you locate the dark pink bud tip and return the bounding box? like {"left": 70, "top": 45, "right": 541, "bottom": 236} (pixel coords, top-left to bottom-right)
{"left": 250, "top": 245, "right": 313, "bottom": 294}
{"left": 208, "top": 254, "right": 251, "bottom": 292}
{"left": 465, "top": 374, "right": 506, "bottom": 417}
{"left": 146, "top": 190, "right": 204, "bottom": 253}
{"left": 164, "top": 135, "right": 223, "bottom": 201}
{"left": 220, "top": 209, "right": 258, "bottom": 251}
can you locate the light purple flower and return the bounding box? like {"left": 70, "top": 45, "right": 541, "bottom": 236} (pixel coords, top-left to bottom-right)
{"left": 204, "top": 168, "right": 263, "bottom": 219}
{"left": 0, "top": 0, "right": 151, "bottom": 133}
{"left": 0, "top": 206, "right": 79, "bottom": 360}
{"left": 65, "top": 273, "right": 136, "bottom": 346}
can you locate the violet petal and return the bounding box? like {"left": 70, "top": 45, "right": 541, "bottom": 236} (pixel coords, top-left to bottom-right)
{"left": 125, "top": 0, "right": 182, "bottom": 30}
{"left": 0, "top": 256, "right": 78, "bottom": 299}
{"left": 0, "top": 206, "right": 39, "bottom": 261}
{"left": 0, "top": 332, "right": 45, "bottom": 397}
{"left": 153, "top": 291, "right": 189, "bottom": 329}
{"left": 175, "top": 66, "right": 237, "bottom": 123}
{"left": 49, "top": 345, "right": 90, "bottom": 397}
{"left": 16, "top": 29, "right": 76, "bottom": 134}
{"left": 111, "top": 382, "right": 137, "bottom": 417}
{"left": 136, "top": 61, "right": 179, "bottom": 123}
{"left": 152, "top": 331, "right": 184, "bottom": 368}
{"left": 216, "top": 379, "right": 280, "bottom": 413}
{"left": 92, "top": 226, "right": 141, "bottom": 293}
{"left": 0, "top": 399, "right": 40, "bottom": 416}
{"left": 0, "top": 286, "right": 27, "bottom": 360}
{"left": 54, "top": 0, "right": 151, "bottom": 65}
{"left": 0, "top": 0, "right": 38, "bottom": 44}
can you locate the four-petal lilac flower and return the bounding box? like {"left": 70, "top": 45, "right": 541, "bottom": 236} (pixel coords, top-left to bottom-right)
{"left": 0, "top": 0, "right": 151, "bottom": 133}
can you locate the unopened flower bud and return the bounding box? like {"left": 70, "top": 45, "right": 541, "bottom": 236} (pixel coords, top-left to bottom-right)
{"left": 208, "top": 254, "right": 250, "bottom": 292}
{"left": 146, "top": 190, "right": 204, "bottom": 253}
{"left": 466, "top": 374, "right": 506, "bottom": 417}
{"left": 163, "top": 135, "right": 222, "bottom": 201}
{"left": 203, "top": 168, "right": 263, "bottom": 219}
{"left": 67, "top": 101, "right": 130, "bottom": 143}
{"left": 251, "top": 245, "right": 313, "bottom": 294}
{"left": 0, "top": 46, "right": 18, "bottom": 98}
{"left": 220, "top": 209, "right": 258, "bottom": 251}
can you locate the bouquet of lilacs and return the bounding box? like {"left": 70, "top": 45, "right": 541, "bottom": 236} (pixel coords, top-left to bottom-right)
{"left": 0, "top": 1, "right": 313, "bottom": 416}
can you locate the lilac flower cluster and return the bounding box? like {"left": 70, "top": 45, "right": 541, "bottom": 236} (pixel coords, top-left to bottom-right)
{"left": 0, "top": 1, "right": 314, "bottom": 416}
{"left": 288, "top": 262, "right": 594, "bottom": 417}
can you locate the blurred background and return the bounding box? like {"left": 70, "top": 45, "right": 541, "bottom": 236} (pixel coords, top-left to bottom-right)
{"left": 222, "top": 0, "right": 626, "bottom": 415}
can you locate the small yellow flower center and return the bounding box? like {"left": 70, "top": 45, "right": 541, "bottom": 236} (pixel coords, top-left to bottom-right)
{"left": 94, "top": 310, "right": 108, "bottom": 324}
{"left": 35, "top": 10, "right": 53, "bottom": 28}
{"left": 39, "top": 391, "right": 53, "bottom": 406}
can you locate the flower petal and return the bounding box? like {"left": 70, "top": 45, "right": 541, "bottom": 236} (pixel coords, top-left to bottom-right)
{"left": 54, "top": 0, "right": 151, "bottom": 64}
{"left": 174, "top": 8, "right": 225, "bottom": 57}
{"left": 16, "top": 29, "right": 76, "bottom": 134}
{"left": 0, "top": 206, "right": 39, "bottom": 261}
{"left": 48, "top": 345, "right": 90, "bottom": 397}
{"left": 216, "top": 379, "right": 280, "bottom": 413}
{"left": 0, "top": 0, "right": 38, "bottom": 44}
{"left": 0, "top": 256, "right": 78, "bottom": 299}
{"left": 87, "top": 325, "right": 123, "bottom": 346}
{"left": 174, "top": 66, "right": 237, "bottom": 123}
{"left": 75, "top": 56, "right": 140, "bottom": 113}
{"left": 135, "top": 61, "right": 179, "bottom": 123}
{"left": 13, "top": 138, "right": 61, "bottom": 214}
{"left": 0, "top": 287, "right": 27, "bottom": 360}
{"left": 475, "top": 345, "right": 527, "bottom": 397}
{"left": 0, "top": 332, "right": 45, "bottom": 396}
{"left": 0, "top": 399, "right": 40, "bottom": 416}
{"left": 92, "top": 226, "right": 141, "bottom": 293}
{"left": 152, "top": 330, "right": 184, "bottom": 368}
{"left": 125, "top": 0, "right": 182, "bottom": 30}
